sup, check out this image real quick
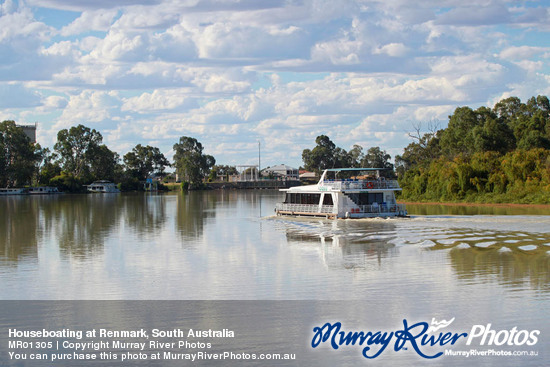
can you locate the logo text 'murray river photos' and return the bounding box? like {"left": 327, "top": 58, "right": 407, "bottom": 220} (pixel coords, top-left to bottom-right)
{"left": 311, "top": 319, "right": 540, "bottom": 359}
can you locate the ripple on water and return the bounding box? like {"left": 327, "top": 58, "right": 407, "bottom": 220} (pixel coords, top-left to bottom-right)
{"left": 419, "top": 240, "right": 437, "bottom": 248}
{"left": 438, "top": 239, "right": 459, "bottom": 245}
{"left": 454, "top": 243, "right": 471, "bottom": 249}
{"left": 518, "top": 245, "right": 538, "bottom": 251}
{"left": 475, "top": 241, "right": 497, "bottom": 248}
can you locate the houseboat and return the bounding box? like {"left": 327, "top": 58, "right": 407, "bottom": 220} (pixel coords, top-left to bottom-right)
{"left": 28, "top": 186, "right": 61, "bottom": 194}
{"left": 275, "top": 168, "right": 407, "bottom": 219}
{"left": 86, "top": 180, "right": 120, "bottom": 193}
{"left": 0, "top": 188, "right": 28, "bottom": 195}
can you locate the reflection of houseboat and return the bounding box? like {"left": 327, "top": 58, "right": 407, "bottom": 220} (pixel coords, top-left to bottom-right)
{"left": 86, "top": 180, "right": 120, "bottom": 193}
{"left": 28, "top": 186, "right": 61, "bottom": 194}
{"left": 0, "top": 188, "right": 28, "bottom": 195}
{"left": 275, "top": 168, "right": 407, "bottom": 219}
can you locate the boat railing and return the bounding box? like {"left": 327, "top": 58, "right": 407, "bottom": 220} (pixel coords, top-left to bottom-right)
{"left": 357, "top": 203, "right": 406, "bottom": 214}
{"left": 319, "top": 180, "right": 400, "bottom": 190}
{"left": 275, "top": 203, "right": 334, "bottom": 214}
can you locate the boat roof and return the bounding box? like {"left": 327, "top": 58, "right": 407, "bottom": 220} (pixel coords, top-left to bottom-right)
{"left": 324, "top": 167, "right": 388, "bottom": 172}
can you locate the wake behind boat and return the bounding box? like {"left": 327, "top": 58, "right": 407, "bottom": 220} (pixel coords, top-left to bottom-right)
{"left": 275, "top": 168, "right": 407, "bottom": 219}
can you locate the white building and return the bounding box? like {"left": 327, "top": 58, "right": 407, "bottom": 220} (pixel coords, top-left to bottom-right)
{"left": 262, "top": 164, "right": 299, "bottom": 180}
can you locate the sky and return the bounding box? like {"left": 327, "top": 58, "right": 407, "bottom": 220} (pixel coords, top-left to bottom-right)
{"left": 1, "top": 0, "right": 550, "bottom": 170}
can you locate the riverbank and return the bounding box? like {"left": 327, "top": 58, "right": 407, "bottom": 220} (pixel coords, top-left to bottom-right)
{"left": 400, "top": 201, "right": 550, "bottom": 209}
{"left": 400, "top": 200, "right": 550, "bottom": 216}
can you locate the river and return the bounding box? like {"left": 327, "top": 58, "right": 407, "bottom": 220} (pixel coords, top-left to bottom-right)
{"left": 1, "top": 191, "right": 549, "bottom": 366}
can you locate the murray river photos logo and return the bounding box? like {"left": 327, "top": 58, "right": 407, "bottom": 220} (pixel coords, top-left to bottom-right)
{"left": 311, "top": 318, "right": 540, "bottom": 359}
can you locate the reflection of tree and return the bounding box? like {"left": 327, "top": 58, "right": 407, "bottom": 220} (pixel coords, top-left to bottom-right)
{"left": 449, "top": 247, "right": 550, "bottom": 290}
{"left": 48, "top": 194, "right": 121, "bottom": 258}
{"left": 0, "top": 197, "right": 39, "bottom": 264}
{"left": 122, "top": 193, "right": 167, "bottom": 238}
{"left": 175, "top": 192, "right": 217, "bottom": 243}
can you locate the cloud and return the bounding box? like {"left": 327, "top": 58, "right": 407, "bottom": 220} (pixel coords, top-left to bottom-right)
{"left": 60, "top": 9, "right": 118, "bottom": 35}
{"left": 373, "top": 43, "right": 409, "bottom": 57}
{"left": 54, "top": 90, "right": 122, "bottom": 131}
{"left": 26, "top": 0, "right": 163, "bottom": 12}
{"left": 499, "top": 46, "right": 549, "bottom": 61}
{"left": 121, "top": 89, "right": 197, "bottom": 113}
{"left": 1, "top": 0, "right": 549, "bottom": 168}
{"left": 436, "top": 4, "right": 511, "bottom": 26}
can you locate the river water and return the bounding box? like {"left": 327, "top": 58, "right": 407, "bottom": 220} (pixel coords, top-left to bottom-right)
{"left": 1, "top": 191, "right": 549, "bottom": 366}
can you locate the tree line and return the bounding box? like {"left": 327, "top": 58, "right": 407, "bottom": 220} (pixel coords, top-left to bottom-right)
{"left": 301, "top": 135, "right": 395, "bottom": 177}
{"left": 0, "top": 121, "right": 216, "bottom": 191}
{"left": 396, "top": 95, "right": 550, "bottom": 203}
{"left": 3, "top": 94, "right": 549, "bottom": 202}
{"left": 298, "top": 95, "right": 550, "bottom": 204}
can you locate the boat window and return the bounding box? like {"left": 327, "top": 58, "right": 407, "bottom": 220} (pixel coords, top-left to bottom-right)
{"left": 285, "top": 193, "right": 321, "bottom": 204}
{"left": 347, "top": 193, "right": 384, "bottom": 205}
{"left": 322, "top": 194, "right": 333, "bottom": 205}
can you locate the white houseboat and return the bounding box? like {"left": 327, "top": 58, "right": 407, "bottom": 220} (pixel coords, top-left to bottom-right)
{"left": 0, "top": 188, "right": 28, "bottom": 195}
{"left": 275, "top": 168, "right": 407, "bottom": 219}
{"left": 28, "top": 186, "right": 61, "bottom": 194}
{"left": 86, "top": 180, "right": 120, "bottom": 193}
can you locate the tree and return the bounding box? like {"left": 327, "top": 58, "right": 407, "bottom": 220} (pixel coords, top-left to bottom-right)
{"left": 54, "top": 124, "right": 103, "bottom": 180}
{"left": 302, "top": 135, "right": 342, "bottom": 173}
{"left": 361, "top": 146, "right": 395, "bottom": 178}
{"left": 0, "top": 120, "right": 40, "bottom": 187}
{"left": 208, "top": 165, "right": 238, "bottom": 181}
{"left": 37, "top": 148, "right": 62, "bottom": 185}
{"left": 471, "top": 112, "right": 515, "bottom": 153}
{"left": 439, "top": 106, "right": 478, "bottom": 157}
{"left": 89, "top": 144, "right": 121, "bottom": 182}
{"left": 396, "top": 122, "right": 442, "bottom": 177}
{"left": 123, "top": 144, "right": 170, "bottom": 181}
{"left": 348, "top": 144, "right": 364, "bottom": 167}
{"left": 173, "top": 136, "right": 215, "bottom": 187}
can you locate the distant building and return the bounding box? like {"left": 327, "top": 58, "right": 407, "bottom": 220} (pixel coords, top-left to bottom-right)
{"left": 17, "top": 123, "right": 37, "bottom": 143}
{"left": 262, "top": 164, "right": 299, "bottom": 180}
{"left": 299, "top": 170, "right": 317, "bottom": 183}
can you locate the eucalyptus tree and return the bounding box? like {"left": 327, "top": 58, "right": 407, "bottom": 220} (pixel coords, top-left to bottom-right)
{"left": 123, "top": 144, "right": 170, "bottom": 181}
{"left": 173, "top": 136, "right": 215, "bottom": 187}
{"left": 54, "top": 124, "right": 103, "bottom": 179}
{"left": 54, "top": 124, "right": 119, "bottom": 182}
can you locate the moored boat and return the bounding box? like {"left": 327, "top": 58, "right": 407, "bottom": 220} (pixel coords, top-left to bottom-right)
{"left": 85, "top": 180, "right": 120, "bottom": 193}
{"left": 28, "top": 186, "right": 62, "bottom": 194}
{"left": 275, "top": 168, "right": 407, "bottom": 219}
{"left": 0, "top": 188, "right": 28, "bottom": 195}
